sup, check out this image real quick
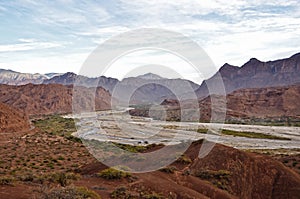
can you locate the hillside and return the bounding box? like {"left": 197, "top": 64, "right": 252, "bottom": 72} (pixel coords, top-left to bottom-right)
{"left": 0, "top": 84, "right": 111, "bottom": 116}
{"left": 1, "top": 122, "right": 299, "bottom": 199}
{"left": 63, "top": 140, "right": 300, "bottom": 198}
{"left": 0, "top": 102, "right": 30, "bottom": 133}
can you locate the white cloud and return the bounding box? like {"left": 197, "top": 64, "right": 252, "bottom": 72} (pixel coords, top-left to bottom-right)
{"left": 18, "top": 38, "right": 37, "bottom": 43}
{"left": 0, "top": 41, "right": 62, "bottom": 52}
{"left": 1, "top": 0, "right": 300, "bottom": 83}
{"left": 0, "top": 52, "right": 88, "bottom": 74}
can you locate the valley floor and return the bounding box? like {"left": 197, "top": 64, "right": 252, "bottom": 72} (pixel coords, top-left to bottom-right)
{"left": 71, "top": 109, "right": 300, "bottom": 150}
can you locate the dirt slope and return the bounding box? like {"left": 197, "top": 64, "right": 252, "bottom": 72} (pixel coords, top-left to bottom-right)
{"left": 187, "top": 141, "right": 300, "bottom": 199}
{"left": 75, "top": 140, "right": 300, "bottom": 199}
{"left": 0, "top": 102, "right": 30, "bottom": 133}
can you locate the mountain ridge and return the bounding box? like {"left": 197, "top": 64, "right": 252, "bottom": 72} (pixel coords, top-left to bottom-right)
{"left": 196, "top": 52, "right": 300, "bottom": 98}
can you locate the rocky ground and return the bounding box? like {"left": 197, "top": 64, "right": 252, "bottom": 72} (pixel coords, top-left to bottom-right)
{"left": 0, "top": 111, "right": 299, "bottom": 198}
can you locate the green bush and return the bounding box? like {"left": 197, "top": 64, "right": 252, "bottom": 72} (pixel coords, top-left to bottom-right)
{"left": 194, "top": 169, "right": 231, "bottom": 191}
{"left": 176, "top": 154, "right": 192, "bottom": 164}
{"left": 97, "top": 168, "right": 131, "bottom": 180}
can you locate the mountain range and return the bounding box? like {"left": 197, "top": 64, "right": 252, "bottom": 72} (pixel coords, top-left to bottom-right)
{"left": 1, "top": 52, "right": 300, "bottom": 103}
{"left": 1, "top": 52, "right": 300, "bottom": 116}
{"left": 196, "top": 52, "right": 300, "bottom": 98}
{"left": 0, "top": 69, "right": 200, "bottom": 104}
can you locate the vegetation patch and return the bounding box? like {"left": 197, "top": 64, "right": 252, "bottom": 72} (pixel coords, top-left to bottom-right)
{"left": 37, "top": 186, "right": 101, "bottom": 199}
{"left": 0, "top": 176, "right": 15, "bottom": 185}
{"left": 97, "top": 168, "right": 131, "bottom": 180}
{"left": 191, "top": 128, "right": 291, "bottom": 140}
{"left": 221, "top": 129, "right": 291, "bottom": 140}
{"left": 142, "top": 192, "right": 164, "bottom": 199}
{"left": 159, "top": 166, "right": 177, "bottom": 174}
{"left": 113, "top": 142, "right": 163, "bottom": 153}
{"left": 32, "top": 115, "right": 81, "bottom": 143}
{"left": 162, "top": 125, "right": 179, "bottom": 130}
{"left": 110, "top": 186, "right": 130, "bottom": 199}
{"left": 194, "top": 169, "right": 231, "bottom": 191}
{"left": 176, "top": 154, "right": 192, "bottom": 164}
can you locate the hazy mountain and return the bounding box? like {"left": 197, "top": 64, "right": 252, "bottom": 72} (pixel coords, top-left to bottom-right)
{"left": 135, "top": 73, "right": 163, "bottom": 80}
{"left": 43, "top": 72, "right": 119, "bottom": 94}
{"left": 44, "top": 72, "right": 200, "bottom": 104}
{"left": 44, "top": 73, "right": 62, "bottom": 79}
{"left": 196, "top": 52, "right": 300, "bottom": 98}
{"left": 0, "top": 69, "right": 48, "bottom": 85}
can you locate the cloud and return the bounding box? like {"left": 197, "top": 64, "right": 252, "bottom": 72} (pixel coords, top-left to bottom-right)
{"left": 0, "top": 0, "right": 299, "bottom": 82}
{"left": 0, "top": 40, "right": 62, "bottom": 52}
{"left": 18, "top": 38, "right": 37, "bottom": 43}
{"left": 0, "top": 52, "right": 88, "bottom": 74}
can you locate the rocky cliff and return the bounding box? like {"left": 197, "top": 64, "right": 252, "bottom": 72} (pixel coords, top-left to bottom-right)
{"left": 0, "top": 84, "right": 112, "bottom": 116}
{"left": 196, "top": 53, "right": 300, "bottom": 98}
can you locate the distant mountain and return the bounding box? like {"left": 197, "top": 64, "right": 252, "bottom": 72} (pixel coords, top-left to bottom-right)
{"left": 0, "top": 84, "right": 111, "bottom": 116}
{"left": 135, "top": 73, "right": 163, "bottom": 80}
{"left": 0, "top": 69, "right": 199, "bottom": 105}
{"left": 113, "top": 75, "right": 199, "bottom": 104}
{"left": 44, "top": 72, "right": 200, "bottom": 104}
{"left": 0, "top": 69, "right": 48, "bottom": 85}
{"left": 196, "top": 53, "right": 300, "bottom": 98}
{"left": 44, "top": 73, "right": 61, "bottom": 79}
{"left": 4, "top": 52, "right": 300, "bottom": 105}
{"left": 43, "top": 72, "right": 119, "bottom": 94}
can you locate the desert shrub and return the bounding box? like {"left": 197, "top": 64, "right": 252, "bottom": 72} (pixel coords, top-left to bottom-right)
{"left": 159, "top": 166, "right": 177, "bottom": 174}
{"left": 97, "top": 168, "right": 131, "bottom": 180}
{"left": 46, "top": 172, "right": 81, "bottom": 186}
{"left": 110, "top": 186, "right": 128, "bottom": 198}
{"left": 0, "top": 176, "right": 15, "bottom": 185}
{"left": 18, "top": 172, "right": 36, "bottom": 182}
{"left": 142, "top": 192, "right": 164, "bottom": 199}
{"left": 37, "top": 185, "right": 101, "bottom": 199}
{"left": 194, "top": 169, "right": 231, "bottom": 180}
{"left": 194, "top": 169, "right": 231, "bottom": 191}
{"left": 176, "top": 154, "right": 192, "bottom": 164}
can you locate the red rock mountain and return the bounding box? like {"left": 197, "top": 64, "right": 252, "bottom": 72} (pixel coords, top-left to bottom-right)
{"left": 0, "top": 102, "right": 30, "bottom": 132}
{"left": 130, "top": 84, "right": 300, "bottom": 123}
{"left": 225, "top": 83, "right": 300, "bottom": 121}
{"left": 0, "top": 84, "right": 111, "bottom": 116}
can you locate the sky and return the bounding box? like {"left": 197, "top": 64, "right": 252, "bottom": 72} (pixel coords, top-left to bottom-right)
{"left": 0, "top": 0, "right": 300, "bottom": 83}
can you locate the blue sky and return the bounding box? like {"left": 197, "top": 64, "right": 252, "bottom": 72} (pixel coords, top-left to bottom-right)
{"left": 0, "top": 0, "right": 300, "bottom": 82}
